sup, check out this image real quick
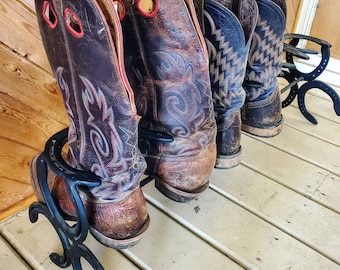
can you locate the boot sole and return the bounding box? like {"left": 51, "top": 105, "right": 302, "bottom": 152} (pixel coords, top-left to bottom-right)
{"left": 215, "top": 147, "right": 242, "bottom": 169}
{"left": 89, "top": 215, "right": 150, "bottom": 249}
{"left": 152, "top": 173, "right": 209, "bottom": 203}
{"left": 241, "top": 115, "right": 283, "bottom": 138}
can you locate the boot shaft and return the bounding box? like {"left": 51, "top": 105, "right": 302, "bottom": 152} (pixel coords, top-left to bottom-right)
{"left": 203, "top": 0, "right": 258, "bottom": 123}
{"left": 244, "top": 0, "right": 287, "bottom": 102}
{"left": 35, "top": 0, "right": 146, "bottom": 200}
{"left": 121, "top": 0, "right": 217, "bottom": 201}
{"left": 201, "top": 0, "right": 258, "bottom": 167}
{"left": 241, "top": 0, "right": 286, "bottom": 137}
{"left": 122, "top": 0, "right": 216, "bottom": 157}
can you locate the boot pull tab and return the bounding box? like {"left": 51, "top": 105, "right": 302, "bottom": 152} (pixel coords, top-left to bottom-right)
{"left": 111, "top": 0, "right": 126, "bottom": 20}
{"left": 135, "top": 0, "right": 158, "bottom": 18}
{"left": 64, "top": 8, "right": 84, "bottom": 38}
{"left": 42, "top": 1, "right": 58, "bottom": 29}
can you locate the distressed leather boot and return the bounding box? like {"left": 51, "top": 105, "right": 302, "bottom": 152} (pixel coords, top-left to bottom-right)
{"left": 121, "top": 0, "right": 217, "bottom": 202}
{"left": 32, "top": 0, "right": 149, "bottom": 249}
{"left": 242, "top": 0, "right": 287, "bottom": 137}
{"left": 201, "top": 0, "right": 258, "bottom": 168}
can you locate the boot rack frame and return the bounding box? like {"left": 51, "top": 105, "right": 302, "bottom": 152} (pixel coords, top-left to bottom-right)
{"left": 280, "top": 33, "right": 340, "bottom": 123}
{"left": 29, "top": 128, "right": 155, "bottom": 269}
{"left": 29, "top": 34, "right": 340, "bottom": 270}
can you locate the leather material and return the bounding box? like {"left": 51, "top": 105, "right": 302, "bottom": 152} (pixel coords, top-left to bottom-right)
{"left": 122, "top": 0, "right": 216, "bottom": 201}
{"left": 202, "top": 0, "right": 258, "bottom": 167}
{"left": 242, "top": 0, "right": 286, "bottom": 136}
{"left": 34, "top": 0, "right": 149, "bottom": 248}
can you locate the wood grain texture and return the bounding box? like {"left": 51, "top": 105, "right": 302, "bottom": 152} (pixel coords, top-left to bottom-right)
{"left": 0, "top": 92, "right": 67, "bottom": 150}
{"left": 0, "top": 0, "right": 51, "bottom": 72}
{"left": 0, "top": 0, "right": 68, "bottom": 219}
{"left": 309, "top": 0, "right": 340, "bottom": 59}
{"left": 0, "top": 179, "right": 33, "bottom": 213}
{"left": 0, "top": 44, "right": 68, "bottom": 124}
{"left": 286, "top": 0, "right": 301, "bottom": 33}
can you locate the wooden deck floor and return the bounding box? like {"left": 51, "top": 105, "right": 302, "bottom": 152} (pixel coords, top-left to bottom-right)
{"left": 0, "top": 59, "right": 339, "bottom": 269}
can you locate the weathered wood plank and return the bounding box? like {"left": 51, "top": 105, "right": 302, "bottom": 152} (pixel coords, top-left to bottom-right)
{"left": 144, "top": 185, "right": 339, "bottom": 269}
{"left": 283, "top": 105, "right": 340, "bottom": 146}
{"left": 0, "top": 210, "right": 138, "bottom": 270}
{"left": 0, "top": 205, "right": 244, "bottom": 270}
{"left": 0, "top": 0, "right": 51, "bottom": 72}
{"left": 250, "top": 125, "right": 339, "bottom": 176}
{"left": 129, "top": 203, "right": 244, "bottom": 270}
{"left": 0, "top": 92, "right": 67, "bottom": 150}
{"left": 0, "top": 44, "right": 68, "bottom": 124}
{"left": 241, "top": 134, "right": 340, "bottom": 213}
{"left": 281, "top": 94, "right": 340, "bottom": 125}
{"left": 0, "top": 194, "right": 35, "bottom": 221}
{"left": 0, "top": 236, "right": 30, "bottom": 270}
{"left": 312, "top": 173, "right": 340, "bottom": 213}
{"left": 0, "top": 137, "right": 38, "bottom": 185}
{"left": 210, "top": 166, "right": 340, "bottom": 264}
{"left": 0, "top": 179, "right": 33, "bottom": 213}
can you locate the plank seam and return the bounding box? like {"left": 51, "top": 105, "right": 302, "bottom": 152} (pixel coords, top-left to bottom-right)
{"left": 208, "top": 183, "right": 340, "bottom": 266}
{"left": 242, "top": 132, "right": 340, "bottom": 177}
{"left": 282, "top": 122, "right": 340, "bottom": 147}
{"left": 144, "top": 193, "right": 256, "bottom": 270}
{"left": 240, "top": 161, "right": 340, "bottom": 215}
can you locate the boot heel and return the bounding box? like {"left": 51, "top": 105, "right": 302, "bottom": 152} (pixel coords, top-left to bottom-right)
{"left": 154, "top": 177, "right": 209, "bottom": 203}
{"left": 215, "top": 148, "right": 242, "bottom": 169}
{"left": 89, "top": 213, "right": 150, "bottom": 249}
{"left": 241, "top": 116, "right": 283, "bottom": 138}
{"left": 149, "top": 143, "right": 216, "bottom": 202}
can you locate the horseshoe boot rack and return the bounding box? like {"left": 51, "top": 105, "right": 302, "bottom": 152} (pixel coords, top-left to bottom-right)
{"left": 29, "top": 128, "right": 155, "bottom": 269}
{"left": 280, "top": 33, "right": 340, "bottom": 124}
{"left": 29, "top": 128, "right": 104, "bottom": 269}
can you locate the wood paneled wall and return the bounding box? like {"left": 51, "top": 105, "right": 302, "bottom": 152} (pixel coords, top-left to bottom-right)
{"left": 0, "top": 0, "right": 68, "bottom": 220}
{"left": 286, "top": 0, "right": 301, "bottom": 33}
{"left": 309, "top": 0, "right": 340, "bottom": 60}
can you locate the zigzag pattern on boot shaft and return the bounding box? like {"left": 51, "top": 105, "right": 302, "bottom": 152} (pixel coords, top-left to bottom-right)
{"left": 204, "top": 11, "right": 246, "bottom": 112}
{"left": 246, "top": 15, "right": 284, "bottom": 101}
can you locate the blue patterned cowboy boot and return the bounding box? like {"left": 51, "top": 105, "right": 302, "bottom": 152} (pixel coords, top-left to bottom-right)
{"left": 202, "top": 0, "right": 258, "bottom": 168}
{"left": 242, "top": 0, "right": 287, "bottom": 137}
{"left": 31, "top": 0, "right": 150, "bottom": 249}
{"left": 121, "top": 0, "right": 217, "bottom": 202}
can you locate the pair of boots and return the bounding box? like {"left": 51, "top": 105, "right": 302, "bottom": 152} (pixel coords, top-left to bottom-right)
{"left": 31, "top": 0, "right": 286, "bottom": 249}
{"left": 201, "top": 0, "right": 287, "bottom": 168}
{"left": 32, "top": 0, "right": 215, "bottom": 249}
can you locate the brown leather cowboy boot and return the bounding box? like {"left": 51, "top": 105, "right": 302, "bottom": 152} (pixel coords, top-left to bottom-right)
{"left": 32, "top": 0, "right": 149, "bottom": 249}
{"left": 201, "top": 0, "right": 258, "bottom": 168}
{"left": 242, "top": 0, "right": 287, "bottom": 137}
{"left": 121, "top": 0, "right": 217, "bottom": 202}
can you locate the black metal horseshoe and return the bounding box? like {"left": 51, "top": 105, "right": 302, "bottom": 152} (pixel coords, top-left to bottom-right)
{"left": 29, "top": 128, "right": 104, "bottom": 270}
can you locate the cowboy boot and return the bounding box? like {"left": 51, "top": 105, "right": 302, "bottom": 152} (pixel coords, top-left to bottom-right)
{"left": 201, "top": 0, "right": 258, "bottom": 168}
{"left": 32, "top": 0, "right": 149, "bottom": 249}
{"left": 121, "top": 0, "right": 217, "bottom": 202}
{"left": 242, "top": 0, "right": 287, "bottom": 137}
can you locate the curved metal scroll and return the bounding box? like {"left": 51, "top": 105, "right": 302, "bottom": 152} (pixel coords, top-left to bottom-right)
{"left": 29, "top": 128, "right": 104, "bottom": 270}
{"left": 280, "top": 33, "right": 340, "bottom": 124}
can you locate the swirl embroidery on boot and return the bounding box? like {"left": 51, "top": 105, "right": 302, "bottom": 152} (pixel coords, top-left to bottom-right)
{"left": 80, "top": 75, "right": 127, "bottom": 180}
{"left": 154, "top": 51, "right": 207, "bottom": 134}
{"left": 55, "top": 67, "right": 77, "bottom": 157}
{"left": 151, "top": 50, "right": 215, "bottom": 155}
